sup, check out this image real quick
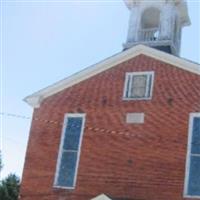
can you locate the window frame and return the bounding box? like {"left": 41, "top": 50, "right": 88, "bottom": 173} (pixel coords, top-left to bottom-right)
{"left": 53, "top": 113, "right": 86, "bottom": 189}
{"left": 123, "top": 71, "right": 155, "bottom": 100}
{"left": 184, "top": 112, "right": 200, "bottom": 198}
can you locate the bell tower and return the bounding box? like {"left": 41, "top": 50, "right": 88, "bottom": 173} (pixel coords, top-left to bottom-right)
{"left": 123, "top": 0, "right": 190, "bottom": 56}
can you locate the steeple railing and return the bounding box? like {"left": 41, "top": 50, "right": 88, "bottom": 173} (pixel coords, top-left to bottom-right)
{"left": 138, "top": 28, "right": 160, "bottom": 42}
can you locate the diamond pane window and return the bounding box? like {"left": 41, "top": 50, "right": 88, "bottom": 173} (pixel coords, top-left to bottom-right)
{"left": 185, "top": 113, "right": 200, "bottom": 197}
{"left": 191, "top": 117, "right": 200, "bottom": 154}
{"left": 188, "top": 156, "right": 200, "bottom": 196}
{"left": 54, "top": 114, "right": 86, "bottom": 188}
{"left": 63, "top": 117, "right": 83, "bottom": 151}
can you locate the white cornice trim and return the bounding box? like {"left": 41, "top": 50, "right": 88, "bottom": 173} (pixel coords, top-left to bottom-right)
{"left": 24, "top": 45, "right": 200, "bottom": 108}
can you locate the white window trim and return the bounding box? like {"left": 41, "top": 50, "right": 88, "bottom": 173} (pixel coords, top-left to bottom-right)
{"left": 53, "top": 113, "right": 86, "bottom": 189}
{"left": 123, "top": 71, "right": 155, "bottom": 100}
{"left": 184, "top": 112, "right": 200, "bottom": 198}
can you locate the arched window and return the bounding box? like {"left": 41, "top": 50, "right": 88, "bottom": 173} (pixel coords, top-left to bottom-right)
{"left": 140, "top": 7, "right": 161, "bottom": 41}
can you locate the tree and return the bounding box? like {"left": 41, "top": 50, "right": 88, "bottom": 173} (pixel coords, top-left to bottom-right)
{"left": 0, "top": 153, "right": 20, "bottom": 200}
{"left": 0, "top": 174, "right": 20, "bottom": 200}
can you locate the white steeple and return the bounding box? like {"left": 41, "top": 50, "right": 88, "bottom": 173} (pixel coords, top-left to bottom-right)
{"left": 123, "top": 0, "right": 190, "bottom": 56}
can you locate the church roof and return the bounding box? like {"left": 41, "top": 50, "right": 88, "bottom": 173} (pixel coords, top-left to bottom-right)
{"left": 24, "top": 44, "right": 200, "bottom": 108}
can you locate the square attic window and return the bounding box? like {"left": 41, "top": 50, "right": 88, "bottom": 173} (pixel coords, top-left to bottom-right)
{"left": 123, "top": 71, "right": 154, "bottom": 100}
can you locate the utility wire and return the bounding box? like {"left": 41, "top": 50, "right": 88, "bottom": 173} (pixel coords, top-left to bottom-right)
{"left": 1, "top": 111, "right": 188, "bottom": 196}
{"left": 0, "top": 111, "right": 189, "bottom": 148}
{"left": 4, "top": 136, "right": 27, "bottom": 146}
{"left": 0, "top": 112, "right": 31, "bottom": 120}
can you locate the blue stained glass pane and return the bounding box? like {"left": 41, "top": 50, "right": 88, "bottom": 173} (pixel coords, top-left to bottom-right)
{"left": 57, "top": 151, "right": 77, "bottom": 187}
{"left": 63, "top": 117, "right": 83, "bottom": 151}
{"left": 191, "top": 117, "right": 200, "bottom": 154}
{"left": 126, "top": 75, "right": 130, "bottom": 98}
{"left": 188, "top": 156, "right": 200, "bottom": 196}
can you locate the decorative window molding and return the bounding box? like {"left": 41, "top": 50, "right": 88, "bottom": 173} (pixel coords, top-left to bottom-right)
{"left": 184, "top": 113, "right": 200, "bottom": 198}
{"left": 54, "top": 113, "right": 86, "bottom": 189}
{"left": 123, "top": 71, "right": 154, "bottom": 100}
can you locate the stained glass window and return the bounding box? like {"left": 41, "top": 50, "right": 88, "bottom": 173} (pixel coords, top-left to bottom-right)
{"left": 54, "top": 114, "right": 85, "bottom": 188}
{"left": 185, "top": 114, "right": 200, "bottom": 196}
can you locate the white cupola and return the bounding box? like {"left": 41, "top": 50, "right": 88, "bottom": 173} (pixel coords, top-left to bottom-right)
{"left": 123, "top": 0, "right": 191, "bottom": 56}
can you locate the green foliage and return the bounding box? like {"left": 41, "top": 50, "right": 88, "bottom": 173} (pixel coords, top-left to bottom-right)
{"left": 0, "top": 174, "right": 20, "bottom": 200}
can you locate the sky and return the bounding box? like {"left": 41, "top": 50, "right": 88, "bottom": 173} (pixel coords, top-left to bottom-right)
{"left": 0, "top": 0, "right": 199, "bottom": 180}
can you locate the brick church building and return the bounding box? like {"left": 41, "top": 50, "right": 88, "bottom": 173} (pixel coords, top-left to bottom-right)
{"left": 20, "top": 0, "right": 200, "bottom": 200}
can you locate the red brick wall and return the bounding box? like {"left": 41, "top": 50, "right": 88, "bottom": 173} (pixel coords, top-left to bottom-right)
{"left": 20, "top": 54, "right": 200, "bottom": 200}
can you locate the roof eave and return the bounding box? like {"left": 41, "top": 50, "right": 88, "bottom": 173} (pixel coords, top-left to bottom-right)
{"left": 24, "top": 44, "right": 200, "bottom": 108}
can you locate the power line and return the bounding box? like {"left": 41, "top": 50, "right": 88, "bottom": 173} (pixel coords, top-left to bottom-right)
{"left": 4, "top": 136, "right": 27, "bottom": 146}
{"left": 0, "top": 111, "right": 189, "bottom": 148}
{"left": 1, "top": 112, "right": 189, "bottom": 198}
{"left": 0, "top": 112, "right": 31, "bottom": 120}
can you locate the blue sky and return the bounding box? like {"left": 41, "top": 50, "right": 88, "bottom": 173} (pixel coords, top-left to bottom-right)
{"left": 0, "top": 0, "right": 199, "bottom": 179}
